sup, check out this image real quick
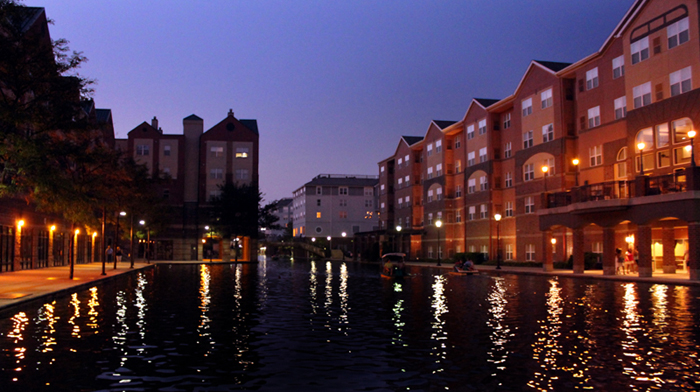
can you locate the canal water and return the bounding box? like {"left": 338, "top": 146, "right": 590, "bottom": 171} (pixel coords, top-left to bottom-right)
{"left": 1, "top": 259, "right": 699, "bottom": 391}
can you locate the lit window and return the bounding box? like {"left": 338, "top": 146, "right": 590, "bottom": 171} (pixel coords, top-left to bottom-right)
{"left": 235, "top": 147, "right": 249, "bottom": 158}
{"left": 612, "top": 55, "right": 624, "bottom": 79}
{"left": 522, "top": 98, "right": 533, "bottom": 117}
{"left": 455, "top": 160, "right": 461, "bottom": 174}
{"left": 616, "top": 147, "right": 628, "bottom": 179}
{"left": 544, "top": 158, "right": 555, "bottom": 176}
{"left": 633, "top": 82, "right": 651, "bottom": 109}
{"left": 541, "top": 89, "right": 553, "bottom": 108}
{"left": 631, "top": 37, "right": 649, "bottom": 64}
{"left": 673, "top": 117, "right": 694, "bottom": 143}
{"left": 588, "top": 106, "right": 601, "bottom": 128}
{"left": 670, "top": 66, "right": 692, "bottom": 96}
{"left": 614, "top": 96, "right": 627, "bottom": 120}
{"left": 317, "top": 212, "right": 321, "bottom": 218}
{"left": 526, "top": 244, "right": 535, "bottom": 261}
{"left": 542, "top": 123, "right": 554, "bottom": 142}
{"left": 210, "top": 146, "right": 224, "bottom": 157}
{"left": 668, "top": 17, "right": 689, "bottom": 49}
{"left": 656, "top": 123, "right": 669, "bottom": 148}
{"left": 586, "top": 68, "right": 599, "bottom": 90}
{"left": 589, "top": 145, "right": 602, "bottom": 167}
{"left": 505, "top": 244, "right": 513, "bottom": 260}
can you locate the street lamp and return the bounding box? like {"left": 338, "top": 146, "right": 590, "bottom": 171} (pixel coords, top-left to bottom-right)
{"left": 689, "top": 130, "right": 697, "bottom": 167}
{"left": 494, "top": 213, "right": 502, "bottom": 270}
{"left": 637, "top": 142, "right": 646, "bottom": 175}
{"left": 115, "top": 211, "right": 126, "bottom": 269}
{"left": 435, "top": 219, "right": 443, "bottom": 266}
{"left": 551, "top": 237, "right": 557, "bottom": 254}
{"left": 129, "top": 212, "right": 135, "bottom": 269}
{"left": 542, "top": 165, "right": 549, "bottom": 192}
{"left": 327, "top": 236, "right": 332, "bottom": 259}
{"left": 396, "top": 225, "right": 402, "bottom": 253}
{"left": 205, "top": 225, "right": 213, "bottom": 262}
{"left": 572, "top": 158, "right": 580, "bottom": 187}
{"left": 139, "top": 220, "right": 150, "bottom": 264}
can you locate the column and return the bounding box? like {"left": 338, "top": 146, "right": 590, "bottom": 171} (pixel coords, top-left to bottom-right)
{"left": 542, "top": 230, "right": 553, "bottom": 272}
{"left": 662, "top": 226, "right": 676, "bottom": 274}
{"left": 48, "top": 230, "right": 54, "bottom": 266}
{"left": 688, "top": 222, "right": 700, "bottom": 280}
{"left": 637, "top": 224, "right": 653, "bottom": 277}
{"left": 602, "top": 227, "right": 616, "bottom": 275}
{"left": 13, "top": 225, "right": 22, "bottom": 271}
{"left": 573, "top": 227, "right": 585, "bottom": 274}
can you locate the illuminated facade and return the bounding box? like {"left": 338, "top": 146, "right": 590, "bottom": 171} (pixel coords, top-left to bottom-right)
{"left": 377, "top": 0, "right": 700, "bottom": 279}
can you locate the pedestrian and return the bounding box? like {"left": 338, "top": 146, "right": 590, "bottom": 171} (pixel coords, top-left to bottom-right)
{"left": 115, "top": 246, "right": 122, "bottom": 263}
{"left": 106, "top": 245, "right": 113, "bottom": 264}
{"left": 615, "top": 248, "right": 625, "bottom": 275}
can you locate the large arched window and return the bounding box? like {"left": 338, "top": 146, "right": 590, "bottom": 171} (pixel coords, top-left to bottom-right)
{"left": 615, "top": 147, "right": 627, "bottom": 179}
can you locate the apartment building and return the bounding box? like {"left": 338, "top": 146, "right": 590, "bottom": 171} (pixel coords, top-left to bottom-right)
{"left": 121, "top": 110, "right": 260, "bottom": 261}
{"left": 292, "top": 174, "right": 378, "bottom": 240}
{"left": 376, "top": 0, "right": 700, "bottom": 280}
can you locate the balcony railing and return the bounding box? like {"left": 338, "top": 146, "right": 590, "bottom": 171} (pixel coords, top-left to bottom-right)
{"left": 545, "top": 172, "right": 689, "bottom": 209}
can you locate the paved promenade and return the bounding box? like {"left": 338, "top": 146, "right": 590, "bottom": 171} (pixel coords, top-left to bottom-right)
{"left": 0, "top": 258, "right": 697, "bottom": 314}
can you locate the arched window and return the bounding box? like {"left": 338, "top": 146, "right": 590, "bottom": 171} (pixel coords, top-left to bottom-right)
{"left": 616, "top": 147, "right": 627, "bottom": 179}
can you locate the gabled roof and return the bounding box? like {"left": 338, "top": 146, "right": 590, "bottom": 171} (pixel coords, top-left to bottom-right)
{"left": 8, "top": 6, "right": 45, "bottom": 33}
{"left": 402, "top": 136, "right": 423, "bottom": 146}
{"left": 533, "top": 60, "right": 571, "bottom": 72}
{"left": 432, "top": 120, "right": 457, "bottom": 129}
{"left": 487, "top": 60, "right": 569, "bottom": 111}
{"left": 183, "top": 114, "right": 202, "bottom": 121}
{"left": 474, "top": 98, "right": 500, "bottom": 108}
{"left": 96, "top": 109, "right": 112, "bottom": 124}
{"left": 240, "top": 119, "right": 259, "bottom": 135}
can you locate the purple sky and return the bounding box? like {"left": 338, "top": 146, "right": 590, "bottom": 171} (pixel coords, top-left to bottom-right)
{"left": 36, "top": 0, "right": 634, "bottom": 202}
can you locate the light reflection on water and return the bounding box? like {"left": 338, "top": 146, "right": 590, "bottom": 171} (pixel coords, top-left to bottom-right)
{"left": 1, "top": 261, "right": 700, "bottom": 391}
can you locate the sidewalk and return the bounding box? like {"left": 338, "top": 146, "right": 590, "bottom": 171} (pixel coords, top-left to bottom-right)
{"left": 0, "top": 261, "right": 153, "bottom": 312}
{"left": 402, "top": 260, "right": 699, "bottom": 286}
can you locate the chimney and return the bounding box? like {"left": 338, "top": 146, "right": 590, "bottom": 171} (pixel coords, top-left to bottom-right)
{"left": 151, "top": 116, "right": 159, "bottom": 130}
{"left": 228, "top": 109, "right": 234, "bottom": 117}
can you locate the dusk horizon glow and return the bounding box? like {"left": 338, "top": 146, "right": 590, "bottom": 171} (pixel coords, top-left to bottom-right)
{"left": 36, "top": 0, "right": 634, "bottom": 202}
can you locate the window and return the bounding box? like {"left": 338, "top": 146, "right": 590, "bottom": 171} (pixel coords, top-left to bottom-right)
{"left": 589, "top": 145, "right": 602, "bottom": 167}
{"left": 235, "top": 147, "right": 249, "bottom": 158}
{"left": 614, "top": 96, "right": 627, "bottom": 120}
{"left": 541, "top": 89, "right": 553, "bottom": 108}
{"left": 505, "top": 244, "right": 514, "bottom": 260}
{"left": 543, "top": 158, "right": 555, "bottom": 176}
{"left": 525, "top": 197, "right": 534, "bottom": 214}
{"left": 316, "top": 212, "right": 322, "bottom": 219}
{"left": 503, "top": 113, "right": 511, "bottom": 129}
{"left": 436, "top": 163, "right": 443, "bottom": 176}
{"left": 381, "top": 166, "right": 385, "bottom": 173}
{"left": 210, "top": 168, "right": 223, "bottom": 179}
{"left": 524, "top": 164, "right": 534, "bottom": 181}
{"left": 468, "top": 178, "right": 476, "bottom": 194}
{"left": 427, "top": 167, "right": 434, "bottom": 179}
{"left": 586, "top": 68, "right": 599, "bottom": 90}
{"left": 616, "top": 147, "right": 628, "bottom": 179}
{"left": 405, "top": 175, "right": 410, "bottom": 184}
{"left": 612, "top": 55, "right": 625, "bottom": 79}
{"left": 436, "top": 187, "right": 443, "bottom": 200}
{"left": 455, "top": 160, "right": 461, "bottom": 174}
{"left": 505, "top": 172, "right": 512, "bottom": 188}
{"left": 163, "top": 145, "right": 171, "bottom": 156}
{"left": 467, "top": 151, "right": 475, "bottom": 166}
{"left": 365, "top": 199, "right": 373, "bottom": 208}
{"left": 480, "top": 245, "right": 488, "bottom": 256}
{"left": 526, "top": 244, "right": 535, "bottom": 261}
{"left": 211, "top": 146, "right": 224, "bottom": 157}
{"left": 523, "top": 131, "right": 533, "bottom": 149}
{"left": 668, "top": 17, "right": 689, "bottom": 49}
{"left": 455, "top": 137, "right": 461, "bottom": 149}
{"left": 522, "top": 98, "right": 533, "bottom": 117}
{"left": 162, "top": 167, "right": 171, "bottom": 177}
{"left": 436, "top": 140, "right": 442, "bottom": 153}
{"left": 380, "top": 202, "right": 385, "bottom": 211}
{"left": 658, "top": 149, "right": 671, "bottom": 168}
{"left": 631, "top": 37, "right": 649, "bottom": 64}
{"left": 428, "top": 247, "right": 433, "bottom": 259}
{"left": 397, "top": 178, "right": 403, "bottom": 188}
{"left": 398, "top": 157, "right": 403, "bottom": 167}
{"left": 505, "top": 201, "right": 513, "bottom": 217}
{"left": 136, "top": 145, "right": 150, "bottom": 156}
{"left": 317, "top": 199, "right": 322, "bottom": 206}
{"left": 339, "top": 211, "right": 347, "bottom": 219}
{"left": 467, "top": 125, "right": 475, "bottom": 140}
{"left": 405, "top": 154, "right": 410, "bottom": 165}
{"left": 480, "top": 204, "right": 487, "bottom": 219}
{"left": 656, "top": 123, "right": 669, "bottom": 148}
{"left": 427, "top": 143, "right": 433, "bottom": 156}
{"left": 479, "top": 147, "right": 487, "bottom": 162}
{"left": 235, "top": 169, "right": 249, "bottom": 180}
{"left": 455, "top": 185, "right": 462, "bottom": 198}
{"left": 456, "top": 210, "right": 462, "bottom": 223}
{"left": 339, "top": 199, "right": 347, "bottom": 207}
{"left": 480, "top": 176, "right": 487, "bottom": 191}
{"left": 504, "top": 142, "right": 512, "bottom": 158}
{"left": 427, "top": 213, "right": 433, "bottom": 225}
{"left": 478, "top": 119, "right": 487, "bottom": 135}
{"left": 339, "top": 187, "right": 348, "bottom": 195}
{"left": 364, "top": 187, "right": 373, "bottom": 196}
{"left": 673, "top": 118, "right": 694, "bottom": 143}
{"left": 670, "top": 66, "right": 692, "bottom": 96}
{"left": 405, "top": 195, "right": 410, "bottom": 204}
{"left": 588, "top": 106, "right": 601, "bottom": 128}
{"left": 427, "top": 190, "right": 434, "bottom": 203}
{"left": 317, "top": 186, "right": 323, "bottom": 195}
{"left": 633, "top": 82, "right": 652, "bottom": 108}
{"left": 542, "top": 123, "right": 554, "bottom": 142}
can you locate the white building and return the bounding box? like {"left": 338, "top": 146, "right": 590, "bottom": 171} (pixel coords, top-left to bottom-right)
{"left": 263, "top": 198, "right": 293, "bottom": 240}
{"left": 292, "top": 174, "right": 379, "bottom": 239}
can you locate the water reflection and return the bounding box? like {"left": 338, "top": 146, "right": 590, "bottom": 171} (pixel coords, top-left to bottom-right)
{"left": 87, "top": 287, "right": 99, "bottom": 330}
{"left": 37, "top": 302, "right": 57, "bottom": 355}
{"left": 486, "top": 277, "right": 509, "bottom": 382}
{"left": 8, "top": 311, "right": 28, "bottom": 373}
{"left": 324, "top": 261, "right": 333, "bottom": 326}
{"left": 392, "top": 282, "right": 405, "bottom": 347}
{"left": 339, "top": 262, "right": 349, "bottom": 327}
{"left": 68, "top": 293, "right": 81, "bottom": 338}
{"left": 430, "top": 274, "right": 448, "bottom": 374}
{"left": 135, "top": 273, "right": 148, "bottom": 340}
{"left": 198, "top": 264, "right": 212, "bottom": 352}
{"left": 528, "top": 278, "right": 563, "bottom": 391}
{"left": 309, "top": 261, "right": 318, "bottom": 316}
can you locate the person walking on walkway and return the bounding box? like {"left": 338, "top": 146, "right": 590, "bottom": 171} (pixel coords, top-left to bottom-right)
{"left": 106, "top": 245, "right": 113, "bottom": 264}
{"left": 115, "top": 246, "right": 122, "bottom": 263}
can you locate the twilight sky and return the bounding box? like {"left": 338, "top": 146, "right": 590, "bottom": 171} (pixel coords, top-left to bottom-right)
{"left": 36, "top": 0, "right": 635, "bottom": 202}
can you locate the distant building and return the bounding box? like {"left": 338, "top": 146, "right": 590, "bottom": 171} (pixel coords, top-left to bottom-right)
{"left": 263, "top": 198, "right": 293, "bottom": 240}
{"left": 119, "top": 110, "right": 259, "bottom": 261}
{"left": 292, "top": 174, "right": 378, "bottom": 239}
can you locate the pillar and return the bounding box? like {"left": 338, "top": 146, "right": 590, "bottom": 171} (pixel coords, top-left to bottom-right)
{"left": 542, "top": 230, "right": 553, "bottom": 272}
{"left": 48, "top": 230, "right": 55, "bottom": 266}
{"left": 602, "top": 227, "right": 616, "bottom": 275}
{"left": 13, "top": 225, "right": 22, "bottom": 271}
{"left": 688, "top": 222, "right": 700, "bottom": 280}
{"left": 662, "top": 226, "right": 676, "bottom": 274}
{"left": 573, "top": 227, "right": 585, "bottom": 274}
{"left": 637, "top": 224, "right": 653, "bottom": 277}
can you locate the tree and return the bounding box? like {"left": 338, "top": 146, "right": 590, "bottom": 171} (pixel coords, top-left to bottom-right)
{"left": 258, "top": 200, "right": 281, "bottom": 233}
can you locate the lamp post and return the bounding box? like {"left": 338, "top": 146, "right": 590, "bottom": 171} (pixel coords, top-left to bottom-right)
{"left": 572, "top": 158, "right": 580, "bottom": 187}
{"left": 542, "top": 165, "right": 549, "bottom": 192}
{"left": 205, "top": 225, "right": 213, "bottom": 262}
{"left": 327, "top": 236, "right": 332, "bottom": 259}
{"left": 435, "top": 219, "right": 443, "bottom": 266}
{"left": 637, "top": 142, "right": 646, "bottom": 175}
{"left": 689, "top": 130, "right": 697, "bottom": 167}
{"left": 551, "top": 237, "right": 557, "bottom": 258}
{"left": 396, "top": 225, "right": 402, "bottom": 253}
{"left": 139, "top": 220, "right": 150, "bottom": 264}
{"left": 116, "top": 211, "right": 126, "bottom": 269}
{"left": 494, "top": 213, "right": 502, "bottom": 270}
